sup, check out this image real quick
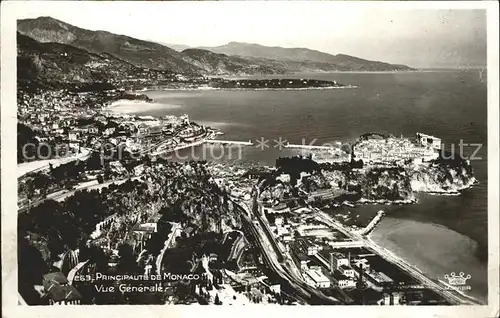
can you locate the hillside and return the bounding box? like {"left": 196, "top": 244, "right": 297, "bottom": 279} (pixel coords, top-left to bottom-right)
{"left": 17, "top": 16, "right": 202, "bottom": 75}
{"left": 17, "top": 17, "right": 287, "bottom": 76}
{"left": 181, "top": 48, "right": 287, "bottom": 76}
{"left": 199, "top": 42, "right": 414, "bottom": 72}
{"left": 17, "top": 32, "right": 140, "bottom": 89}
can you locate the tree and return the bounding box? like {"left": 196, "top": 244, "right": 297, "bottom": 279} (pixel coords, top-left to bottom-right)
{"left": 145, "top": 233, "right": 165, "bottom": 256}
{"left": 214, "top": 293, "right": 221, "bottom": 305}
{"left": 32, "top": 174, "right": 51, "bottom": 192}
{"left": 97, "top": 174, "right": 104, "bottom": 184}
{"left": 117, "top": 243, "right": 140, "bottom": 274}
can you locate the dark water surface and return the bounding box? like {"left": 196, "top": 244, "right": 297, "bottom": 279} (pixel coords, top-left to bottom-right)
{"left": 116, "top": 70, "right": 488, "bottom": 301}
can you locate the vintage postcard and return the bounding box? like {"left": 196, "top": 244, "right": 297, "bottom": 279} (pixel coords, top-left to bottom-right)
{"left": 1, "top": 1, "right": 498, "bottom": 318}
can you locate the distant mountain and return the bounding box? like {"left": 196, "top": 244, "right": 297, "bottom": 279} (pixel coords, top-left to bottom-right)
{"left": 199, "top": 42, "right": 338, "bottom": 63}
{"left": 181, "top": 48, "right": 286, "bottom": 76}
{"left": 17, "top": 16, "right": 202, "bottom": 75}
{"left": 199, "top": 42, "right": 414, "bottom": 71}
{"left": 17, "top": 32, "right": 140, "bottom": 88}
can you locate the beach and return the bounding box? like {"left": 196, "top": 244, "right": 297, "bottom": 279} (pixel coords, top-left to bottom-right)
{"left": 370, "top": 217, "right": 487, "bottom": 302}
{"left": 104, "top": 99, "right": 181, "bottom": 114}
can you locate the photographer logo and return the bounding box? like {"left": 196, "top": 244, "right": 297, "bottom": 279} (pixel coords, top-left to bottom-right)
{"left": 443, "top": 272, "right": 472, "bottom": 291}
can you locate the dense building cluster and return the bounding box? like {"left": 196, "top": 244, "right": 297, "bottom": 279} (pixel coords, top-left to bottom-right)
{"left": 353, "top": 134, "right": 441, "bottom": 165}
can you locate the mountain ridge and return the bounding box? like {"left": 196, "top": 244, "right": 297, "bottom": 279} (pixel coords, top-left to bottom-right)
{"left": 18, "top": 16, "right": 414, "bottom": 76}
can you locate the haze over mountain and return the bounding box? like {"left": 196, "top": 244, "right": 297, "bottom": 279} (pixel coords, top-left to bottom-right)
{"left": 18, "top": 16, "right": 414, "bottom": 76}
{"left": 163, "top": 43, "right": 191, "bottom": 52}
{"left": 197, "top": 42, "right": 414, "bottom": 71}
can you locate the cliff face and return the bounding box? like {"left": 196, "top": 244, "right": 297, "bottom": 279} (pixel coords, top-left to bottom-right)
{"left": 358, "top": 167, "right": 414, "bottom": 201}
{"left": 351, "top": 159, "right": 476, "bottom": 201}
{"left": 410, "top": 160, "right": 477, "bottom": 193}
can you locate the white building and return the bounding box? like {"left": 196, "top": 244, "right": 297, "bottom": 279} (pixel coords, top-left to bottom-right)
{"left": 103, "top": 127, "right": 116, "bottom": 136}
{"left": 416, "top": 132, "right": 442, "bottom": 150}
{"left": 134, "top": 164, "right": 145, "bottom": 176}
{"left": 304, "top": 269, "right": 331, "bottom": 288}
{"left": 392, "top": 292, "right": 401, "bottom": 305}
{"left": 339, "top": 265, "right": 355, "bottom": 278}
{"left": 352, "top": 258, "right": 370, "bottom": 272}
{"left": 296, "top": 239, "right": 321, "bottom": 256}
{"left": 276, "top": 173, "right": 291, "bottom": 183}
{"left": 274, "top": 216, "right": 284, "bottom": 226}
{"left": 269, "top": 284, "right": 281, "bottom": 295}
{"left": 180, "top": 114, "right": 190, "bottom": 125}
{"left": 329, "top": 252, "right": 350, "bottom": 271}
{"left": 68, "top": 141, "right": 79, "bottom": 150}
{"left": 109, "top": 161, "right": 127, "bottom": 174}
{"left": 332, "top": 270, "right": 356, "bottom": 289}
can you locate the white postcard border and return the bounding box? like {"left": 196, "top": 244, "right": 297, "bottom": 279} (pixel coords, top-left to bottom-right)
{"left": 2, "top": 1, "right": 498, "bottom": 317}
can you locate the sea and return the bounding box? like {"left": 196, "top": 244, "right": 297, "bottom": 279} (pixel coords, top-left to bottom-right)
{"left": 110, "top": 70, "right": 488, "bottom": 302}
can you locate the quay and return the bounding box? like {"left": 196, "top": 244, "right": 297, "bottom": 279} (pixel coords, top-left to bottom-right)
{"left": 205, "top": 140, "right": 254, "bottom": 146}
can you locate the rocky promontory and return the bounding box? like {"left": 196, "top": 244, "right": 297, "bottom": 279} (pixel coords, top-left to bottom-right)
{"left": 210, "top": 78, "right": 346, "bottom": 89}
{"left": 409, "top": 156, "right": 477, "bottom": 194}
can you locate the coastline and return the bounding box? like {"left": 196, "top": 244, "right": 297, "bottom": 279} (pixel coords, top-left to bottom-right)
{"left": 134, "top": 85, "right": 357, "bottom": 93}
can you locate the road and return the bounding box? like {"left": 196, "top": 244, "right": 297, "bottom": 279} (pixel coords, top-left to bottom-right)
{"left": 18, "top": 148, "right": 91, "bottom": 178}
{"left": 234, "top": 197, "right": 340, "bottom": 305}
{"left": 314, "top": 209, "right": 482, "bottom": 305}
{"left": 155, "top": 222, "right": 182, "bottom": 275}
{"left": 18, "top": 176, "right": 141, "bottom": 214}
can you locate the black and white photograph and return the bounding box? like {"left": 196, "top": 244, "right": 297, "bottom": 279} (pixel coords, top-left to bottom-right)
{"left": 1, "top": 0, "right": 499, "bottom": 315}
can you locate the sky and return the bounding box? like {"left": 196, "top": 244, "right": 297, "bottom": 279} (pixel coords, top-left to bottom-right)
{"left": 14, "top": 1, "right": 487, "bottom": 68}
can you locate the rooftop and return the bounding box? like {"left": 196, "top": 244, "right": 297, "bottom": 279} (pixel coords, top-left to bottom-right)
{"left": 305, "top": 269, "right": 330, "bottom": 283}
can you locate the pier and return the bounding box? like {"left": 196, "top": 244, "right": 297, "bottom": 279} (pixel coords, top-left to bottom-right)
{"left": 205, "top": 139, "right": 254, "bottom": 146}
{"left": 356, "top": 210, "right": 384, "bottom": 236}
